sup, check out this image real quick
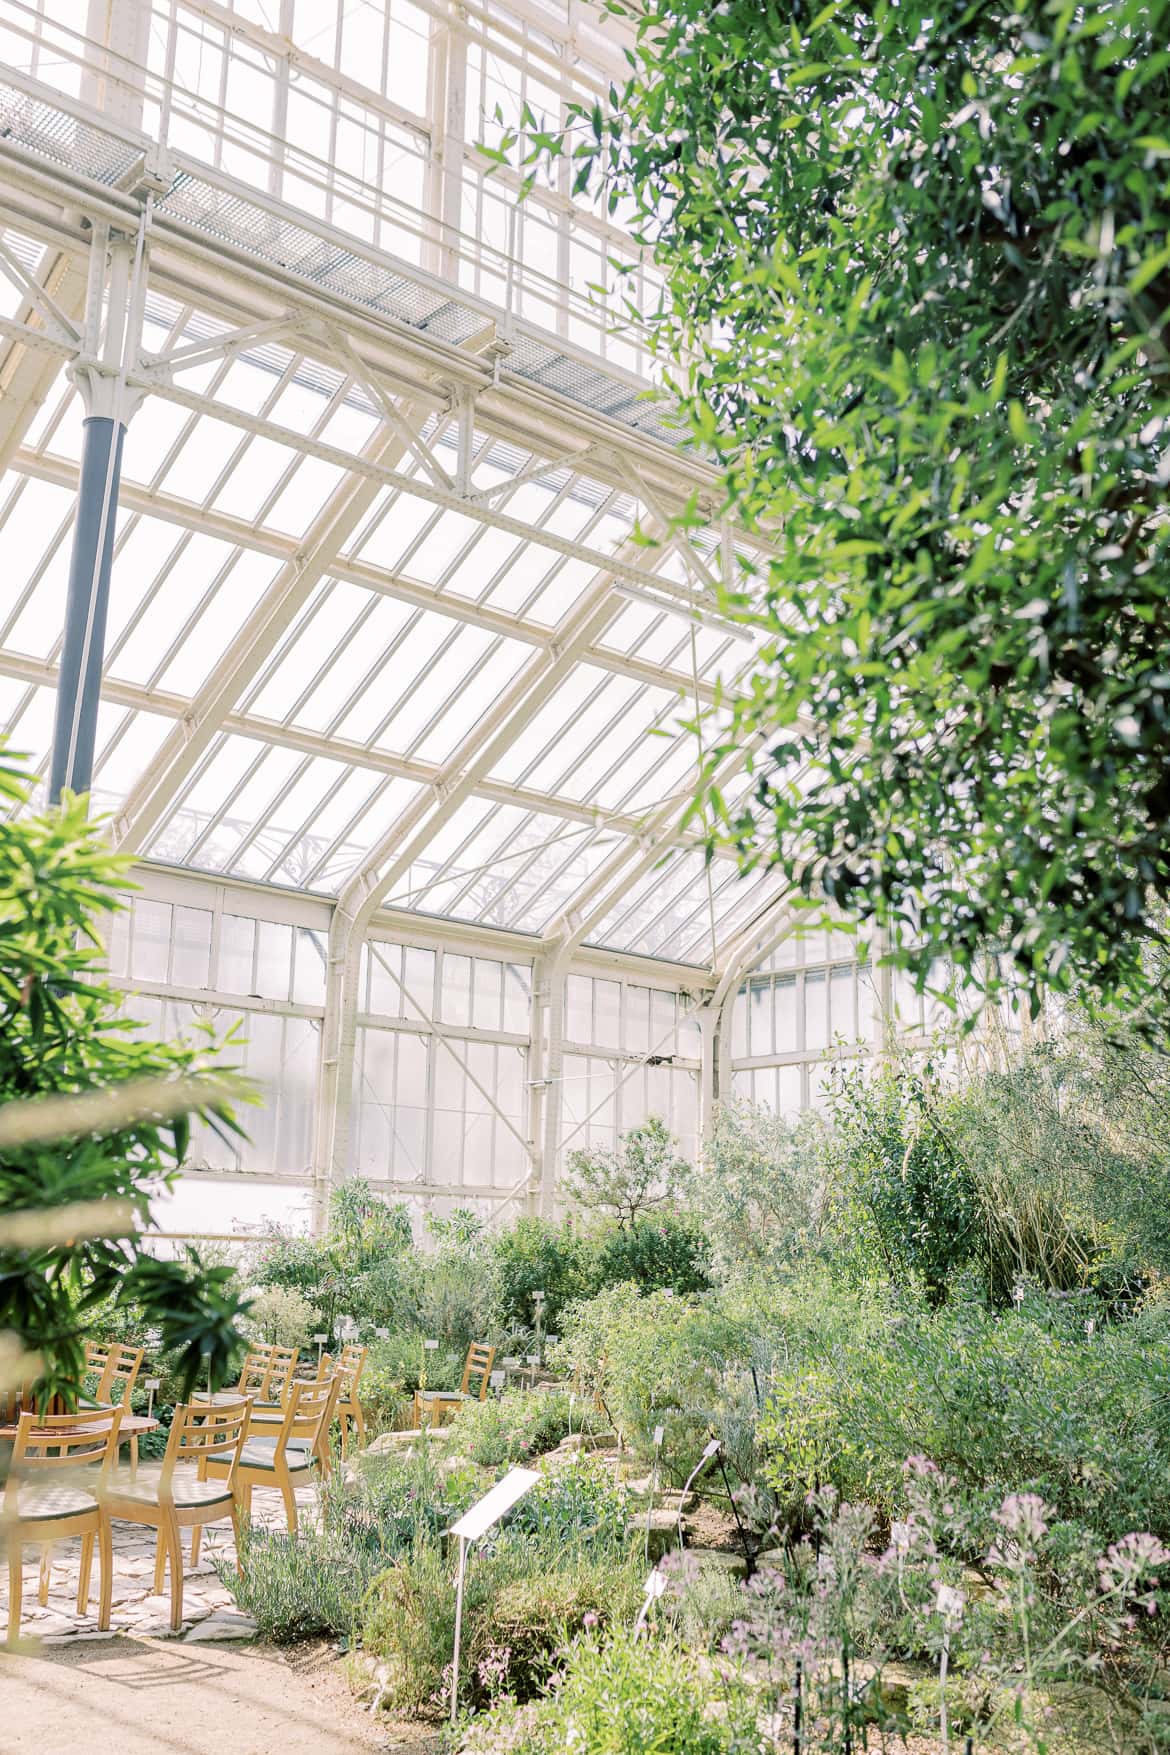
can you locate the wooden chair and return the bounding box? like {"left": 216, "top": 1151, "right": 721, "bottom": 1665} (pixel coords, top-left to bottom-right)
{"left": 82, "top": 1341, "right": 146, "bottom": 1471}
{"left": 205, "top": 1375, "right": 339, "bottom": 1535}
{"left": 331, "top": 1343, "right": 368, "bottom": 1456}
{"left": 412, "top": 1342, "right": 496, "bottom": 1430}
{"left": 84, "top": 1341, "right": 145, "bottom": 1410}
{"left": 256, "top": 1345, "right": 298, "bottom": 1409}
{"left": 245, "top": 1348, "right": 343, "bottom": 1469}
{"left": 4, "top": 1405, "right": 124, "bottom": 1647}
{"left": 191, "top": 1345, "right": 276, "bottom": 1410}
{"left": 105, "top": 1398, "right": 249, "bottom": 1634}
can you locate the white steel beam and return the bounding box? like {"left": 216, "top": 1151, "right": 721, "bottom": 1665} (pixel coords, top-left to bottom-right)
{"left": 312, "top": 531, "right": 659, "bottom": 1208}
{"left": 0, "top": 250, "right": 88, "bottom": 472}
{"left": 6, "top": 444, "right": 718, "bottom": 703}
{"left": 111, "top": 409, "right": 428, "bottom": 855}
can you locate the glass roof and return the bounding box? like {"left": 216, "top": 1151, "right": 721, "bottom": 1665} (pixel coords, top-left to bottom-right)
{"left": 0, "top": 0, "right": 793, "bottom": 974}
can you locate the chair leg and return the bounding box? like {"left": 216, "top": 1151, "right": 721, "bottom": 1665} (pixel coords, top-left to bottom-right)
{"left": 352, "top": 1399, "right": 367, "bottom": 1450}
{"left": 97, "top": 1515, "right": 114, "bottom": 1632}
{"left": 279, "top": 1474, "right": 298, "bottom": 1536}
{"left": 229, "top": 1502, "right": 245, "bottom": 1575}
{"left": 153, "top": 1528, "right": 168, "bottom": 1596}
{"left": 7, "top": 1532, "right": 23, "bottom": 1648}
{"left": 163, "top": 1513, "right": 184, "bottom": 1632}
{"left": 338, "top": 1412, "right": 349, "bottom": 1460}
{"left": 190, "top": 1524, "right": 202, "bottom": 1568}
{"left": 38, "top": 1543, "right": 53, "bottom": 1607}
{"left": 130, "top": 1434, "right": 139, "bottom": 1478}
{"left": 77, "top": 1534, "right": 94, "bottom": 1614}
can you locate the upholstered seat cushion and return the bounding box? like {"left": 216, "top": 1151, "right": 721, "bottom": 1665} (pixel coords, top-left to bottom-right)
{"left": 15, "top": 1485, "right": 97, "bottom": 1521}
{"left": 108, "top": 1476, "right": 234, "bottom": 1511}
{"left": 238, "top": 1436, "right": 314, "bottom": 1472}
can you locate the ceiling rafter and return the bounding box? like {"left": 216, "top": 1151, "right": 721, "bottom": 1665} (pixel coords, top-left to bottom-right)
{"left": 111, "top": 405, "right": 432, "bottom": 856}
{"left": 6, "top": 446, "right": 721, "bottom": 706}
{"left": 334, "top": 527, "right": 665, "bottom": 942}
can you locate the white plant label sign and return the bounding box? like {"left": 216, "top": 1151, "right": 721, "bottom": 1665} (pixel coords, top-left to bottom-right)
{"left": 449, "top": 1467, "right": 541, "bottom": 1543}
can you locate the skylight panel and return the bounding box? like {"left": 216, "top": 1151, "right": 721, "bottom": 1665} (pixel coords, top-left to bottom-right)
{"left": 303, "top": 774, "right": 424, "bottom": 892}
{"left": 409, "top": 639, "right": 530, "bottom": 764}
{"left": 245, "top": 580, "right": 368, "bottom": 721}
{"left": 151, "top": 551, "right": 281, "bottom": 697}
{"left": 264, "top": 454, "right": 349, "bottom": 538}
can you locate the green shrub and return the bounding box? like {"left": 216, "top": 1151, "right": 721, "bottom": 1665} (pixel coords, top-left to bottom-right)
{"left": 695, "top": 1098, "right": 828, "bottom": 1276}
{"left": 489, "top": 1216, "right": 594, "bottom": 1333}
{"left": 564, "top": 1116, "right": 691, "bottom": 1226}
{"left": 218, "top": 1520, "right": 379, "bottom": 1642}
{"left": 245, "top": 1284, "right": 316, "bottom": 1349}
{"left": 447, "top": 1390, "right": 573, "bottom": 1467}
{"left": 826, "top": 1061, "right": 980, "bottom": 1305}
{"left": 216, "top": 1447, "right": 479, "bottom": 1641}
{"left": 758, "top": 1287, "right": 1170, "bottom": 1543}
{"left": 590, "top": 1212, "right": 713, "bottom": 1298}
{"left": 362, "top": 1541, "right": 642, "bottom": 1718}
{"left": 553, "top": 1283, "right": 756, "bottom": 1483}
{"left": 458, "top": 1629, "right": 737, "bottom": 1754}
{"left": 510, "top": 1458, "right": 628, "bottom": 1554}
{"left": 365, "top": 1329, "right": 463, "bottom": 1400}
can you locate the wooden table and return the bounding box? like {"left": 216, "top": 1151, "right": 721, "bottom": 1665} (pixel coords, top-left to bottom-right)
{"left": 0, "top": 1411, "right": 160, "bottom": 1475}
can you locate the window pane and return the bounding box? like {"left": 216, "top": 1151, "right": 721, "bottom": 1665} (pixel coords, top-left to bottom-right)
{"left": 255, "top": 921, "right": 292, "bottom": 1000}
{"left": 503, "top": 963, "right": 530, "bottom": 1034}
{"left": 218, "top": 914, "right": 255, "bottom": 994}
{"left": 594, "top": 979, "right": 620, "bottom": 1049}
{"left": 473, "top": 958, "right": 502, "bottom": 1032}
{"left": 566, "top": 974, "right": 593, "bottom": 1043}
{"left": 804, "top": 971, "right": 828, "bottom": 1050}
{"left": 830, "top": 967, "right": 856, "bottom": 1043}
{"left": 774, "top": 976, "right": 798, "bottom": 1052}
{"left": 131, "top": 899, "right": 171, "bottom": 983}
{"left": 293, "top": 927, "right": 327, "bottom": 1006}
{"left": 441, "top": 953, "right": 472, "bottom": 1027}
{"left": 748, "top": 980, "right": 772, "bottom": 1057}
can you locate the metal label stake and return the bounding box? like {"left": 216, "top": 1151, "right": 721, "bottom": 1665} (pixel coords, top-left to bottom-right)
{"left": 447, "top": 1467, "right": 540, "bottom": 1725}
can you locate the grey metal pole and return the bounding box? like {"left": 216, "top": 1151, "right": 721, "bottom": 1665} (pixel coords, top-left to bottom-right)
{"left": 48, "top": 412, "right": 126, "bottom": 804}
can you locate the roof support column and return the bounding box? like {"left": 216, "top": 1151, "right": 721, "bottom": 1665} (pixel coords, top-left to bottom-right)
{"left": 697, "top": 1001, "right": 718, "bottom": 1157}
{"left": 539, "top": 960, "right": 566, "bottom": 1220}
{"left": 50, "top": 220, "right": 147, "bottom": 803}
{"left": 524, "top": 959, "right": 546, "bottom": 1218}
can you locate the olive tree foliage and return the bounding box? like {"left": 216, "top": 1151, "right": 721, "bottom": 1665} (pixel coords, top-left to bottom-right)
{"left": 690, "top": 1099, "right": 827, "bottom": 1276}
{"left": 515, "top": 0, "right": 1170, "bottom": 1015}
{"left": 0, "top": 747, "right": 252, "bottom": 1407}
{"left": 563, "top": 1115, "right": 690, "bottom": 1225}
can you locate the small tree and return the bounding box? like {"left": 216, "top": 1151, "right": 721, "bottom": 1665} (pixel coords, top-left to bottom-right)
{"left": 696, "top": 1099, "right": 827, "bottom": 1277}
{"left": 827, "top": 1063, "right": 979, "bottom": 1306}
{"left": 0, "top": 747, "right": 252, "bottom": 1408}
{"left": 564, "top": 1116, "right": 690, "bottom": 1227}
{"left": 525, "top": 0, "right": 1170, "bottom": 1016}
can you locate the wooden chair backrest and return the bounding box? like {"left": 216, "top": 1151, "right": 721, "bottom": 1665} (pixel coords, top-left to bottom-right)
{"left": 460, "top": 1343, "right": 496, "bottom": 1402}
{"left": 85, "top": 1341, "right": 145, "bottom": 1407}
{"left": 335, "top": 1343, "right": 367, "bottom": 1396}
{"left": 236, "top": 1346, "right": 275, "bottom": 1396}
{"left": 161, "top": 1399, "right": 249, "bottom": 1497}
{"left": 263, "top": 1346, "right": 298, "bottom": 1400}
{"left": 4, "top": 1406, "right": 124, "bottom": 1511}
{"left": 277, "top": 1375, "right": 340, "bottom": 1451}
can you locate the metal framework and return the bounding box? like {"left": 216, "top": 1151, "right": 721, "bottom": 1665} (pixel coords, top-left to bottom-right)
{"left": 0, "top": 0, "right": 802, "bottom": 1230}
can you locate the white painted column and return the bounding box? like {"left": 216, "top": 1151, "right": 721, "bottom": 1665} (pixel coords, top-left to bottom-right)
{"left": 539, "top": 962, "right": 566, "bottom": 1218}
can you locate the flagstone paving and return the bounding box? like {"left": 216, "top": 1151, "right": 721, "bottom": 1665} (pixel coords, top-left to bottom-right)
{"left": 1, "top": 1462, "right": 318, "bottom": 1646}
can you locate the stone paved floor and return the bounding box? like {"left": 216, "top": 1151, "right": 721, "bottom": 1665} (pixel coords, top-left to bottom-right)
{"left": 1, "top": 1464, "right": 320, "bottom": 1647}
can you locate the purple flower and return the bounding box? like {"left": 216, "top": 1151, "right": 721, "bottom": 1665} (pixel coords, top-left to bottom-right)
{"left": 995, "top": 1492, "right": 1051, "bottom": 1548}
